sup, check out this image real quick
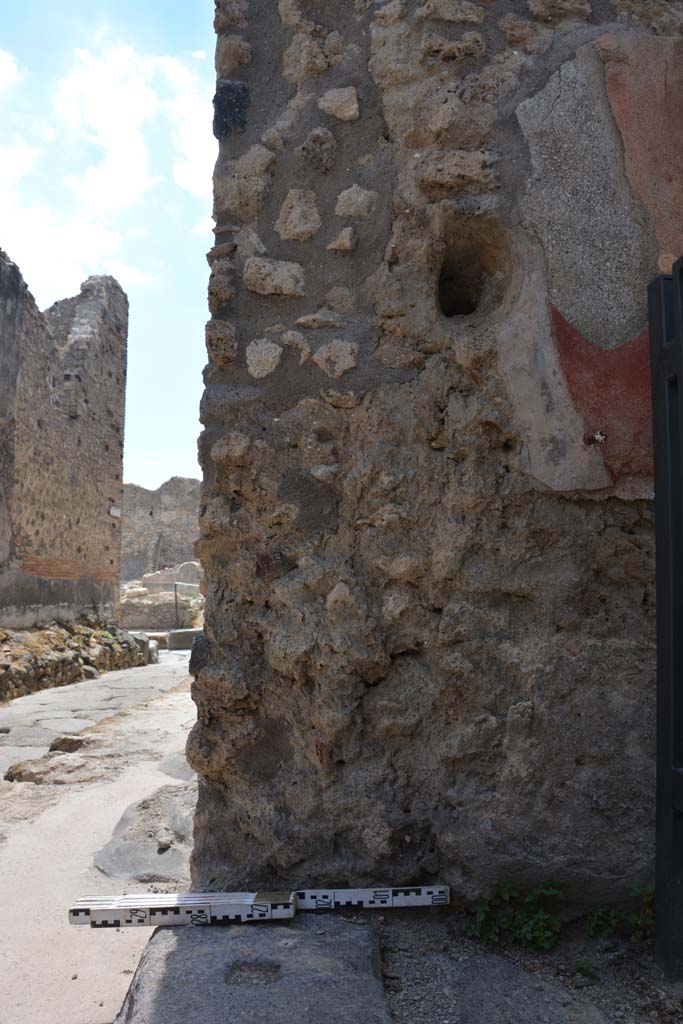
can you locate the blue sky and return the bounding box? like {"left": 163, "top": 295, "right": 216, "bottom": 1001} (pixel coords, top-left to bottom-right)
{"left": 0, "top": 1, "right": 217, "bottom": 487}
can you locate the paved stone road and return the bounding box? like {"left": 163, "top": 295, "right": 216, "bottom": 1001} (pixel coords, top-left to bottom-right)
{"left": 0, "top": 652, "right": 195, "bottom": 1024}
{"left": 0, "top": 652, "right": 190, "bottom": 776}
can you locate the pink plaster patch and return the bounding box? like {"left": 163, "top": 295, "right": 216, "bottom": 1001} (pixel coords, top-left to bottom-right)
{"left": 551, "top": 306, "right": 652, "bottom": 482}
{"left": 598, "top": 34, "right": 683, "bottom": 258}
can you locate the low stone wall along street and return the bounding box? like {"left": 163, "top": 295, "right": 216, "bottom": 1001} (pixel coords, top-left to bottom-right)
{"left": 0, "top": 618, "right": 144, "bottom": 703}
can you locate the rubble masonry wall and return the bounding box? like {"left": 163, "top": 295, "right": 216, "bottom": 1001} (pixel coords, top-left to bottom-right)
{"left": 189, "top": 0, "right": 683, "bottom": 901}
{"left": 0, "top": 250, "right": 128, "bottom": 628}
{"left": 121, "top": 478, "right": 202, "bottom": 583}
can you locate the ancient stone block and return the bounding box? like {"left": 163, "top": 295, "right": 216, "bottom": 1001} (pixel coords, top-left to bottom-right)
{"left": 298, "top": 126, "right": 337, "bottom": 172}
{"left": 418, "top": 149, "right": 497, "bottom": 196}
{"left": 214, "top": 0, "right": 248, "bottom": 33}
{"left": 208, "top": 259, "right": 237, "bottom": 312}
{"left": 327, "top": 227, "right": 357, "bottom": 253}
{"left": 282, "top": 330, "right": 311, "bottom": 363}
{"left": 274, "top": 190, "right": 322, "bottom": 241}
{"left": 214, "top": 144, "right": 276, "bottom": 220}
{"left": 243, "top": 257, "right": 305, "bottom": 296}
{"left": 500, "top": 14, "right": 551, "bottom": 52}
{"left": 246, "top": 338, "right": 284, "bottom": 378}
{"left": 420, "top": 31, "right": 485, "bottom": 63}
{"left": 324, "top": 30, "right": 344, "bottom": 66}
{"left": 283, "top": 33, "right": 329, "bottom": 83}
{"left": 528, "top": 0, "right": 591, "bottom": 20}
{"left": 416, "top": 0, "right": 486, "bottom": 21}
{"left": 205, "top": 319, "right": 238, "bottom": 368}
{"left": 215, "top": 34, "right": 252, "bottom": 76}
{"left": 335, "top": 184, "right": 379, "bottom": 219}
{"left": 312, "top": 340, "right": 359, "bottom": 377}
{"left": 213, "top": 79, "right": 251, "bottom": 139}
{"left": 318, "top": 87, "right": 360, "bottom": 122}
{"left": 114, "top": 918, "right": 391, "bottom": 1024}
{"left": 297, "top": 309, "right": 345, "bottom": 329}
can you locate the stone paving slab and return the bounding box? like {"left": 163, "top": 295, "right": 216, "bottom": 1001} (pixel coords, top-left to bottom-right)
{"left": 0, "top": 652, "right": 191, "bottom": 779}
{"left": 0, "top": 725, "right": 58, "bottom": 747}
{"left": 444, "top": 954, "right": 607, "bottom": 1024}
{"left": 0, "top": 746, "right": 46, "bottom": 776}
{"left": 95, "top": 782, "right": 195, "bottom": 885}
{"left": 115, "top": 915, "right": 391, "bottom": 1024}
{"left": 35, "top": 717, "right": 98, "bottom": 733}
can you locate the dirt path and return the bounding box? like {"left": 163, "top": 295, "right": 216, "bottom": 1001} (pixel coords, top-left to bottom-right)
{"left": 0, "top": 657, "right": 195, "bottom": 1024}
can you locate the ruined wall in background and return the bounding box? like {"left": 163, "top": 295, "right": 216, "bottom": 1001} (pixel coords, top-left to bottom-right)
{"left": 189, "top": 0, "right": 683, "bottom": 901}
{"left": 121, "top": 477, "right": 201, "bottom": 582}
{"left": 0, "top": 250, "right": 128, "bottom": 628}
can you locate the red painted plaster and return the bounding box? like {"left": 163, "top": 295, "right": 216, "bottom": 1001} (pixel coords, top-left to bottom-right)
{"left": 551, "top": 306, "right": 652, "bottom": 482}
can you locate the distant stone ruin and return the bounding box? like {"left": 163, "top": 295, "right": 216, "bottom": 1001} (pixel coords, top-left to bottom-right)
{"left": 120, "top": 561, "right": 205, "bottom": 631}
{"left": 0, "top": 250, "right": 128, "bottom": 628}
{"left": 189, "top": 1, "right": 683, "bottom": 901}
{"left": 121, "top": 478, "right": 201, "bottom": 583}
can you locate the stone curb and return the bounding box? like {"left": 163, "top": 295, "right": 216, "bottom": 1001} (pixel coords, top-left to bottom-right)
{"left": 115, "top": 915, "right": 391, "bottom": 1023}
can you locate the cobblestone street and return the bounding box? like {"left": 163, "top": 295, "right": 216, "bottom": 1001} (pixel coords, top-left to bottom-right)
{"left": 0, "top": 653, "right": 195, "bottom": 1024}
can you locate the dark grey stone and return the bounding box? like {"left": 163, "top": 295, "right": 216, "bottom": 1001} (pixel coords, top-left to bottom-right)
{"left": 158, "top": 752, "right": 196, "bottom": 782}
{"left": 189, "top": 633, "right": 210, "bottom": 677}
{"left": 115, "top": 916, "right": 390, "bottom": 1024}
{"left": 130, "top": 632, "right": 151, "bottom": 665}
{"left": 49, "top": 734, "right": 89, "bottom": 753}
{"left": 168, "top": 628, "right": 202, "bottom": 652}
{"left": 443, "top": 954, "right": 607, "bottom": 1024}
{"left": 213, "top": 79, "right": 250, "bottom": 140}
{"left": 0, "top": 725, "right": 57, "bottom": 747}
{"left": 94, "top": 783, "right": 194, "bottom": 885}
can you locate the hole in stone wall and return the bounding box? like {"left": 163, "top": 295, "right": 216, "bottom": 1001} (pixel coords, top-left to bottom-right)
{"left": 438, "top": 256, "right": 483, "bottom": 317}
{"left": 437, "top": 215, "right": 510, "bottom": 320}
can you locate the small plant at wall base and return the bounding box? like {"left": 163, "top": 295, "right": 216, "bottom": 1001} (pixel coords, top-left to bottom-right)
{"left": 465, "top": 882, "right": 566, "bottom": 951}
{"left": 585, "top": 905, "right": 620, "bottom": 940}
{"left": 466, "top": 895, "right": 502, "bottom": 945}
{"left": 629, "top": 883, "right": 655, "bottom": 941}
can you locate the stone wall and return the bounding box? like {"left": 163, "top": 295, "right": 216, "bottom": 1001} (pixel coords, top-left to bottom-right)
{"left": 0, "top": 618, "right": 143, "bottom": 703}
{"left": 0, "top": 250, "right": 128, "bottom": 629}
{"left": 121, "top": 478, "right": 201, "bottom": 582}
{"left": 189, "top": 0, "right": 683, "bottom": 902}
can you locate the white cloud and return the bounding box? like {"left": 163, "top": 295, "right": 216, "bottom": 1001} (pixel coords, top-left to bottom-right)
{"left": 193, "top": 216, "right": 215, "bottom": 236}
{"left": 0, "top": 139, "right": 42, "bottom": 192}
{"left": 0, "top": 49, "right": 24, "bottom": 94}
{"left": 0, "top": 199, "right": 127, "bottom": 304}
{"left": 165, "top": 87, "right": 216, "bottom": 200}
{"left": 0, "top": 37, "right": 215, "bottom": 306}
{"left": 50, "top": 44, "right": 215, "bottom": 209}
{"left": 53, "top": 45, "right": 161, "bottom": 213}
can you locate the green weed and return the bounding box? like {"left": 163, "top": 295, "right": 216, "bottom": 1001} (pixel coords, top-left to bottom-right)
{"left": 465, "top": 882, "right": 566, "bottom": 952}
{"left": 628, "top": 883, "right": 655, "bottom": 941}
{"left": 585, "top": 906, "right": 620, "bottom": 940}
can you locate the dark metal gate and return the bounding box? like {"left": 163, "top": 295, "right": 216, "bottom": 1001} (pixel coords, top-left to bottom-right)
{"left": 648, "top": 258, "right": 683, "bottom": 978}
